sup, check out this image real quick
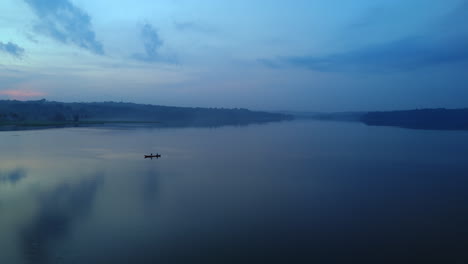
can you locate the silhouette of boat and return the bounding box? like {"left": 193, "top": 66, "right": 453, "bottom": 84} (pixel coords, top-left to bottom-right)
{"left": 144, "top": 153, "right": 161, "bottom": 159}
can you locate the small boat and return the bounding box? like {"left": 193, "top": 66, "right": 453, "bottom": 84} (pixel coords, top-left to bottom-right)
{"left": 144, "top": 153, "right": 161, "bottom": 159}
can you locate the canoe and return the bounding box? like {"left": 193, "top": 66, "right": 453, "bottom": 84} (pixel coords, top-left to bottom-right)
{"left": 144, "top": 154, "right": 161, "bottom": 158}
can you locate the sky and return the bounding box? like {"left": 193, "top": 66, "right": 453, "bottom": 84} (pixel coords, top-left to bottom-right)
{"left": 0, "top": 0, "right": 467, "bottom": 111}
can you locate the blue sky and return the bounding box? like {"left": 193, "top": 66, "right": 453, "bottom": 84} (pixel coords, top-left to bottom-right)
{"left": 0, "top": 0, "right": 467, "bottom": 111}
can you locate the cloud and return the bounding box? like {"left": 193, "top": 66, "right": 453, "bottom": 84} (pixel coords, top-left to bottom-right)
{"left": 0, "top": 90, "right": 46, "bottom": 100}
{"left": 25, "top": 32, "right": 39, "bottom": 44}
{"left": 24, "top": 0, "right": 104, "bottom": 54}
{"left": 261, "top": 2, "right": 468, "bottom": 72}
{"left": 174, "top": 21, "right": 216, "bottom": 34}
{"left": 262, "top": 36, "right": 468, "bottom": 72}
{"left": 0, "top": 41, "right": 25, "bottom": 58}
{"left": 132, "top": 23, "right": 175, "bottom": 63}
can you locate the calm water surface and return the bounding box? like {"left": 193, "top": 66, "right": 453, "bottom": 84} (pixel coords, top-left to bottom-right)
{"left": 1, "top": 120, "right": 468, "bottom": 263}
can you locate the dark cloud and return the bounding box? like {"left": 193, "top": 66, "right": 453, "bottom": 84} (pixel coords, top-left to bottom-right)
{"left": 24, "top": 0, "right": 104, "bottom": 54}
{"left": 132, "top": 23, "right": 176, "bottom": 63}
{"left": 0, "top": 42, "right": 25, "bottom": 58}
{"left": 262, "top": 36, "right": 468, "bottom": 72}
{"left": 262, "top": 2, "right": 468, "bottom": 72}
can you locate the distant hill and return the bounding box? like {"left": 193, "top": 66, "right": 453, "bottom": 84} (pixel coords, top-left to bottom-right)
{"left": 0, "top": 99, "right": 292, "bottom": 128}
{"left": 361, "top": 108, "right": 468, "bottom": 130}
{"left": 280, "top": 111, "right": 365, "bottom": 121}
{"left": 278, "top": 108, "right": 468, "bottom": 131}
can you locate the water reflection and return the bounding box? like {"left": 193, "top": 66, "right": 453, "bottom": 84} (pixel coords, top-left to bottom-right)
{"left": 0, "top": 168, "right": 27, "bottom": 184}
{"left": 140, "top": 167, "right": 160, "bottom": 205}
{"left": 1, "top": 121, "right": 468, "bottom": 263}
{"left": 20, "top": 175, "right": 102, "bottom": 264}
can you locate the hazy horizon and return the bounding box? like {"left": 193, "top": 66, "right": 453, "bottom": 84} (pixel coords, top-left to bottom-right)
{"left": 1, "top": 0, "right": 468, "bottom": 112}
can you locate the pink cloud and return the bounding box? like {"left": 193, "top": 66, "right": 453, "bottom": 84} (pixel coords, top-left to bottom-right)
{"left": 0, "top": 90, "right": 46, "bottom": 100}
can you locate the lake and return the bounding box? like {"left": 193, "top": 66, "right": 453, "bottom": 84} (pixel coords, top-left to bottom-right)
{"left": 1, "top": 120, "right": 468, "bottom": 263}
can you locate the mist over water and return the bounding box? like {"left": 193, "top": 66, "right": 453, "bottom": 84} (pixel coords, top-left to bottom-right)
{"left": 1, "top": 120, "right": 468, "bottom": 263}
